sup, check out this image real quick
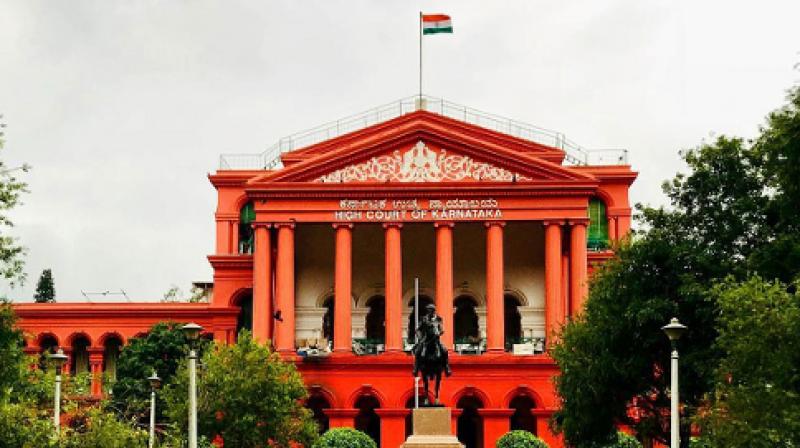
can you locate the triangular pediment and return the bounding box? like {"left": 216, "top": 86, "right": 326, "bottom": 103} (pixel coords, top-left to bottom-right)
{"left": 249, "top": 111, "right": 595, "bottom": 185}
{"left": 316, "top": 140, "right": 531, "bottom": 183}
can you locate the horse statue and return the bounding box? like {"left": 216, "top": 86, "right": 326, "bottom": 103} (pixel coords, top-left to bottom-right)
{"left": 412, "top": 303, "right": 452, "bottom": 405}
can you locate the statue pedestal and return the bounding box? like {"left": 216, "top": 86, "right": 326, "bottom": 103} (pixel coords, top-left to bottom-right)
{"left": 402, "top": 407, "right": 464, "bottom": 448}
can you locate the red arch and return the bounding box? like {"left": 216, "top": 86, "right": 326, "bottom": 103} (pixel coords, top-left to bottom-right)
{"left": 35, "top": 332, "right": 59, "bottom": 349}
{"left": 503, "top": 386, "right": 544, "bottom": 409}
{"left": 451, "top": 386, "right": 492, "bottom": 408}
{"left": 230, "top": 287, "right": 253, "bottom": 307}
{"left": 347, "top": 385, "right": 387, "bottom": 408}
{"left": 592, "top": 189, "right": 616, "bottom": 209}
{"left": 98, "top": 331, "right": 126, "bottom": 347}
{"left": 307, "top": 385, "right": 339, "bottom": 408}
{"left": 65, "top": 331, "right": 92, "bottom": 347}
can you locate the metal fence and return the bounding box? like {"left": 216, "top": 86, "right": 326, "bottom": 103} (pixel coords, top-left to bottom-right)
{"left": 219, "top": 95, "right": 629, "bottom": 170}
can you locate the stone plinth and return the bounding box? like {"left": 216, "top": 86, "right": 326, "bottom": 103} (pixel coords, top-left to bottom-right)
{"left": 402, "top": 407, "right": 464, "bottom": 448}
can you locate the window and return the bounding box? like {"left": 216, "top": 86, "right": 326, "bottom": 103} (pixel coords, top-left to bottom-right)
{"left": 587, "top": 198, "right": 609, "bottom": 250}
{"left": 239, "top": 202, "right": 255, "bottom": 254}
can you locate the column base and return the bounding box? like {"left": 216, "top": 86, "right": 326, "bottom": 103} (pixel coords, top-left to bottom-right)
{"left": 402, "top": 408, "right": 463, "bottom": 448}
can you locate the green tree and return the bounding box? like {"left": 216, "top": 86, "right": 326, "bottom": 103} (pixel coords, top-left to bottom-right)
{"left": 0, "top": 116, "right": 30, "bottom": 286}
{"left": 552, "top": 85, "right": 800, "bottom": 447}
{"left": 313, "top": 428, "right": 376, "bottom": 448}
{"left": 0, "top": 300, "right": 25, "bottom": 400}
{"left": 697, "top": 277, "right": 800, "bottom": 447}
{"left": 33, "top": 269, "right": 56, "bottom": 303}
{"left": 162, "top": 331, "right": 318, "bottom": 447}
{"left": 111, "top": 322, "right": 198, "bottom": 422}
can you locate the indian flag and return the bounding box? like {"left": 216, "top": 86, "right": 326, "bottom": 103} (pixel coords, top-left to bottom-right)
{"left": 422, "top": 14, "right": 453, "bottom": 35}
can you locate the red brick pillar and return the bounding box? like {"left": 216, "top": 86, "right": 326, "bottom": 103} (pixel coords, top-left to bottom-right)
{"left": 544, "top": 221, "right": 564, "bottom": 347}
{"left": 569, "top": 219, "right": 588, "bottom": 316}
{"left": 252, "top": 223, "right": 272, "bottom": 344}
{"left": 485, "top": 221, "right": 505, "bottom": 353}
{"left": 376, "top": 409, "right": 409, "bottom": 447}
{"left": 333, "top": 223, "right": 353, "bottom": 353}
{"left": 89, "top": 349, "right": 104, "bottom": 397}
{"left": 324, "top": 409, "right": 359, "bottom": 428}
{"left": 384, "top": 223, "right": 403, "bottom": 353}
{"left": 479, "top": 409, "right": 514, "bottom": 447}
{"left": 275, "top": 223, "right": 296, "bottom": 353}
{"left": 435, "top": 222, "right": 454, "bottom": 349}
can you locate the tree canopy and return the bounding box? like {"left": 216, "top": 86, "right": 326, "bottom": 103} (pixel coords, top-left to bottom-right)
{"left": 553, "top": 85, "right": 800, "bottom": 447}
{"left": 34, "top": 269, "right": 55, "bottom": 303}
{"left": 162, "top": 331, "right": 318, "bottom": 448}
{"left": 0, "top": 117, "right": 29, "bottom": 286}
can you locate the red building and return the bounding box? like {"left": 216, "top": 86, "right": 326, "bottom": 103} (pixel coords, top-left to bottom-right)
{"left": 15, "top": 97, "right": 636, "bottom": 448}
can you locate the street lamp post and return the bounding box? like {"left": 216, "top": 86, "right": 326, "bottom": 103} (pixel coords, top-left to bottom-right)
{"left": 182, "top": 323, "right": 203, "bottom": 448}
{"left": 147, "top": 370, "right": 162, "bottom": 448}
{"left": 48, "top": 348, "right": 68, "bottom": 438}
{"left": 662, "top": 317, "right": 687, "bottom": 448}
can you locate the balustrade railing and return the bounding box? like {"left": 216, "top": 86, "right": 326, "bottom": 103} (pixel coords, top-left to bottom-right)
{"left": 219, "top": 95, "right": 629, "bottom": 170}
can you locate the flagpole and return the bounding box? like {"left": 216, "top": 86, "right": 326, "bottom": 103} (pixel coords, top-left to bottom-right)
{"left": 419, "top": 11, "right": 422, "bottom": 102}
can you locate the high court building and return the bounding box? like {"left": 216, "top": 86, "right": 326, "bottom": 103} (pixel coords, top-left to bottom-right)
{"left": 14, "top": 97, "right": 636, "bottom": 448}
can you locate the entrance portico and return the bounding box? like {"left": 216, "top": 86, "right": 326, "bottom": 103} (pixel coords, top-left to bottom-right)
{"left": 205, "top": 107, "right": 636, "bottom": 448}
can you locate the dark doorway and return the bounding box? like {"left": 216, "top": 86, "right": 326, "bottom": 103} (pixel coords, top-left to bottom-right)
{"left": 365, "top": 296, "right": 386, "bottom": 342}
{"left": 322, "top": 297, "right": 334, "bottom": 345}
{"left": 70, "top": 335, "right": 90, "bottom": 375}
{"left": 102, "top": 336, "right": 123, "bottom": 381}
{"left": 407, "top": 295, "right": 434, "bottom": 342}
{"left": 306, "top": 394, "right": 331, "bottom": 434}
{"left": 38, "top": 335, "right": 58, "bottom": 371}
{"left": 354, "top": 395, "right": 381, "bottom": 445}
{"left": 235, "top": 292, "right": 253, "bottom": 340}
{"left": 504, "top": 295, "right": 523, "bottom": 348}
{"left": 457, "top": 395, "right": 484, "bottom": 448}
{"left": 454, "top": 296, "right": 480, "bottom": 342}
{"left": 509, "top": 395, "right": 537, "bottom": 434}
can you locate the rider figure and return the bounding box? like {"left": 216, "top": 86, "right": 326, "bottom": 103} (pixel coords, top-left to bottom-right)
{"left": 412, "top": 303, "right": 452, "bottom": 377}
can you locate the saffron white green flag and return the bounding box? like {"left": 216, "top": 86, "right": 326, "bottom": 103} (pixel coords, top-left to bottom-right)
{"left": 422, "top": 14, "right": 453, "bottom": 35}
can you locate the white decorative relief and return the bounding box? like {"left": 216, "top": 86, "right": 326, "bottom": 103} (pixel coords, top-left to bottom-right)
{"left": 315, "top": 141, "right": 530, "bottom": 183}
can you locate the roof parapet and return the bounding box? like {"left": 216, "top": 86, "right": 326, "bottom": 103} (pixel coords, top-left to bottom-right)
{"left": 219, "top": 95, "right": 628, "bottom": 170}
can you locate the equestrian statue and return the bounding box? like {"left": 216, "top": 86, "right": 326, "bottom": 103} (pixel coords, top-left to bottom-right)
{"left": 412, "top": 303, "right": 452, "bottom": 405}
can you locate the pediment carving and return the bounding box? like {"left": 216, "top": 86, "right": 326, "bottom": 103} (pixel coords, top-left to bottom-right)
{"left": 314, "top": 141, "right": 530, "bottom": 183}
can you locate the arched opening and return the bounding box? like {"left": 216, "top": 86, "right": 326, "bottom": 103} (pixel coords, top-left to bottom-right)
{"left": 407, "top": 295, "right": 434, "bottom": 343}
{"left": 70, "top": 335, "right": 90, "bottom": 376}
{"left": 504, "top": 295, "right": 523, "bottom": 350}
{"left": 457, "top": 395, "right": 484, "bottom": 448}
{"left": 306, "top": 393, "right": 331, "bottom": 434}
{"left": 365, "top": 296, "right": 385, "bottom": 342}
{"left": 354, "top": 395, "right": 381, "bottom": 445}
{"left": 239, "top": 202, "right": 255, "bottom": 254}
{"left": 509, "top": 395, "right": 537, "bottom": 435}
{"left": 454, "top": 296, "right": 480, "bottom": 343}
{"left": 322, "top": 296, "right": 334, "bottom": 346}
{"left": 102, "top": 336, "right": 123, "bottom": 381}
{"left": 37, "top": 334, "right": 59, "bottom": 370}
{"left": 588, "top": 197, "right": 609, "bottom": 250}
{"left": 234, "top": 291, "right": 253, "bottom": 339}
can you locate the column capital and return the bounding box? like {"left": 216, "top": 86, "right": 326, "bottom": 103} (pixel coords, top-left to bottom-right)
{"left": 484, "top": 220, "right": 506, "bottom": 228}
{"left": 274, "top": 221, "right": 296, "bottom": 229}
{"left": 332, "top": 222, "right": 354, "bottom": 230}
{"left": 250, "top": 222, "right": 272, "bottom": 230}
{"left": 375, "top": 409, "right": 411, "bottom": 418}
{"left": 434, "top": 221, "right": 455, "bottom": 228}
{"left": 382, "top": 222, "right": 403, "bottom": 229}
{"left": 323, "top": 409, "right": 360, "bottom": 418}
{"left": 542, "top": 220, "right": 566, "bottom": 227}
{"left": 568, "top": 218, "right": 590, "bottom": 227}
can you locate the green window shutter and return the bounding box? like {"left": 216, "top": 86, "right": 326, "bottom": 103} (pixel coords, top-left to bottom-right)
{"left": 587, "top": 198, "right": 608, "bottom": 250}
{"left": 240, "top": 202, "right": 255, "bottom": 224}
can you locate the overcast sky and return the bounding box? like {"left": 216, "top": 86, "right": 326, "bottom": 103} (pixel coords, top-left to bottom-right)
{"left": 1, "top": 1, "right": 798, "bottom": 302}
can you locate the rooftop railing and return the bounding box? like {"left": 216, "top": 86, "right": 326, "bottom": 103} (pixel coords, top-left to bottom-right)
{"left": 218, "top": 95, "right": 628, "bottom": 170}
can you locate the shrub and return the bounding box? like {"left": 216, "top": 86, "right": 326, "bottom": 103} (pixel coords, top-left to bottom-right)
{"left": 605, "top": 432, "right": 642, "bottom": 448}
{"left": 497, "top": 430, "right": 549, "bottom": 448}
{"left": 312, "top": 427, "right": 377, "bottom": 448}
